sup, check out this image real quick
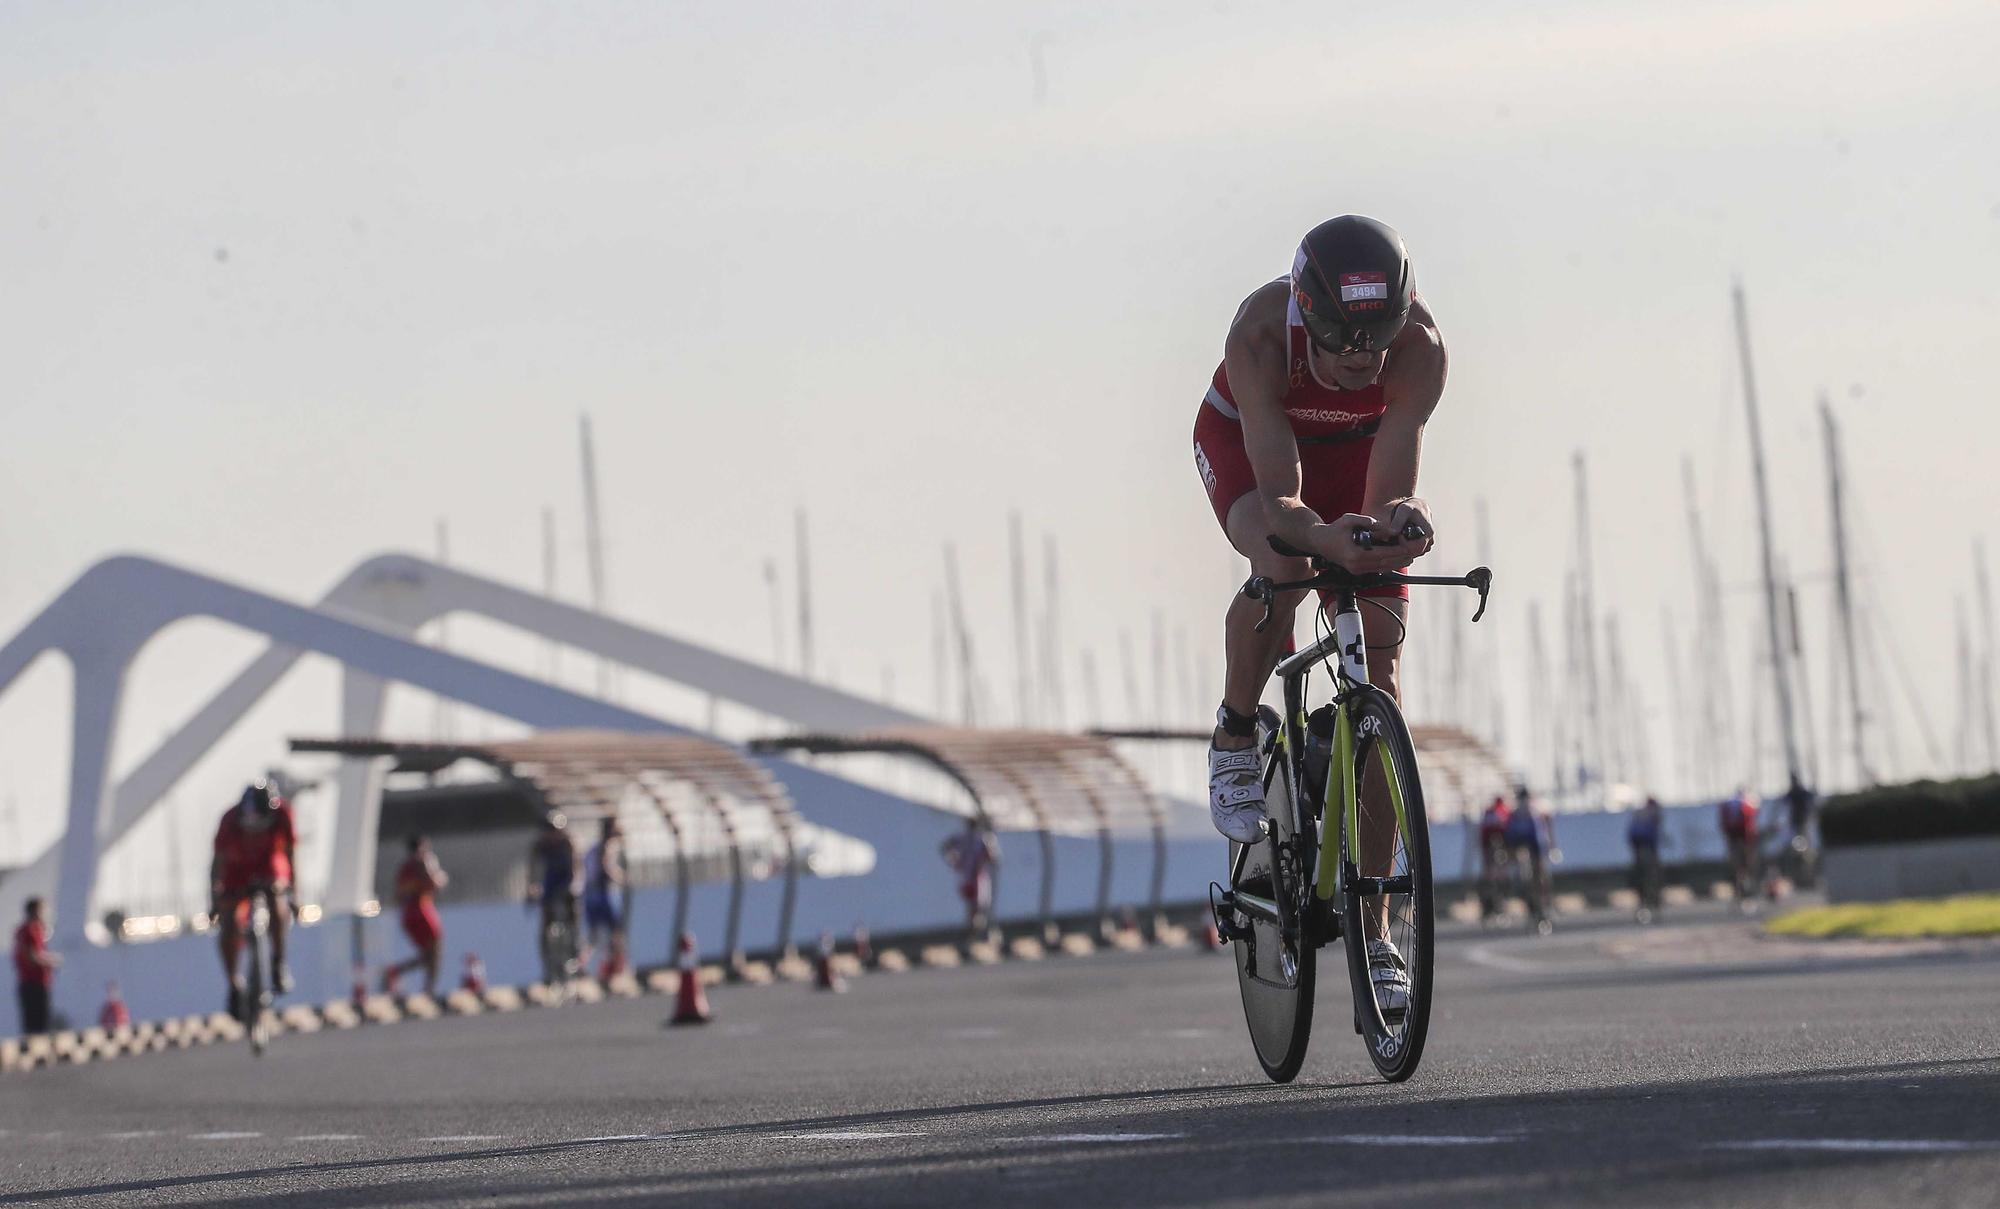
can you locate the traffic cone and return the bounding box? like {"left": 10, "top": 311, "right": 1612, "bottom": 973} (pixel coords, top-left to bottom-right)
{"left": 852, "top": 924, "right": 874, "bottom": 969}
{"left": 99, "top": 981, "right": 131, "bottom": 1030}
{"left": 461, "top": 952, "right": 487, "bottom": 995}
{"left": 814, "top": 931, "right": 847, "bottom": 993}
{"left": 667, "top": 932, "right": 712, "bottom": 1026}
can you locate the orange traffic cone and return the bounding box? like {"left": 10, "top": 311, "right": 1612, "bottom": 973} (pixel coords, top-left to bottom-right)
{"left": 461, "top": 952, "right": 487, "bottom": 995}
{"left": 814, "top": 931, "right": 847, "bottom": 993}
{"left": 667, "top": 932, "right": 712, "bottom": 1026}
{"left": 99, "top": 981, "right": 131, "bottom": 1030}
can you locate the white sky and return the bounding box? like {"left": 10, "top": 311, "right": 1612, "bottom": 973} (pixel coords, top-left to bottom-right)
{"left": 3, "top": 0, "right": 1998, "bottom": 901}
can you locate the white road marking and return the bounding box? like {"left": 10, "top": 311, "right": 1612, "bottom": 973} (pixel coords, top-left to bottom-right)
{"left": 418, "top": 1135, "right": 510, "bottom": 1143}
{"left": 1017, "top": 1133, "right": 1186, "bottom": 1143}
{"left": 1148, "top": 1028, "right": 1215, "bottom": 1039}
{"left": 1461, "top": 944, "right": 1545, "bottom": 974}
{"left": 103, "top": 1131, "right": 163, "bottom": 1139}
{"left": 570, "top": 1134, "right": 654, "bottom": 1143}
{"left": 290, "top": 1134, "right": 363, "bottom": 1141}
{"left": 769, "top": 1130, "right": 926, "bottom": 1140}
{"left": 1310, "top": 1134, "right": 1505, "bottom": 1146}
{"left": 1712, "top": 1139, "right": 1995, "bottom": 1154}
{"left": 190, "top": 1131, "right": 264, "bottom": 1140}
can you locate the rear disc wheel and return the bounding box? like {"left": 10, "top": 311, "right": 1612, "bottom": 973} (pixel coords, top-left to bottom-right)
{"left": 1233, "top": 709, "right": 1315, "bottom": 1083}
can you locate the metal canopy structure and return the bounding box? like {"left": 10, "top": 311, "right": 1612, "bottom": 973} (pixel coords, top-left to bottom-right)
{"left": 748, "top": 728, "right": 1166, "bottom": 938}
{"left": 1092, "top": 724, "right": 1512, "bottom": 823}
{"left": 291, "top": 731, "right": 802, "bottom": 967}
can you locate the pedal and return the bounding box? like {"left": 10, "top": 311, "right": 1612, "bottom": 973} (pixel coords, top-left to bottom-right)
{"left": 1207, "top": 883, "right": 1250, "bottom": 944}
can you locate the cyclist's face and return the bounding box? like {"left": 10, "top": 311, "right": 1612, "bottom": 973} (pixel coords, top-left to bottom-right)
{"left": 1312, "top": 341, "right": 1390, "bottom": 390}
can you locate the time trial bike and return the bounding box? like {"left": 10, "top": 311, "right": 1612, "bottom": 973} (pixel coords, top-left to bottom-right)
{"left": 1211, "top": 533, "right": 1490, "bottom": 1083}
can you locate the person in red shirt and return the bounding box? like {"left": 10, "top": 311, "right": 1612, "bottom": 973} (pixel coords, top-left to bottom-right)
{"left": 210, "top": 780, "right": 298, "bottom": 1015}
{"left": 382, "top": 834, "right": 449, "bottom": 997}
{"left": 13, "top": 897, "right": 60, "bottom": 1036}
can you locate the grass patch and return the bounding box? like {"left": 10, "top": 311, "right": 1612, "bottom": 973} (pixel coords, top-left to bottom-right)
{"left": 1766, "top": 895, "right": 2000, "bottom": 939}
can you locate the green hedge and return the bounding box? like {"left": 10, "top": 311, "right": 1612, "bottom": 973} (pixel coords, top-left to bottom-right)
{"left": 1821, "top": 774, "right": 2000, "bottom": 847}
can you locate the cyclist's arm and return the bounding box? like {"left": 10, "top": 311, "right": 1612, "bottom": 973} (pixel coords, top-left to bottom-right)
{"left": 1362, "top": 301, "right": 1447, "bottom": 540}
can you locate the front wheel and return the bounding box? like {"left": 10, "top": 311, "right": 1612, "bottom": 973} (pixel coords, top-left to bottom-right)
{"left": 1339, "top": 687, "right": 1434, "bottom": 1083}
{"left": 1232, "top": 707, "right": 1315, "bottom": 1084}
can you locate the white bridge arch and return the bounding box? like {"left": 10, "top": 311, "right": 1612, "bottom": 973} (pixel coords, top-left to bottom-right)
{"left": 0, "top": 553, "right": 923, "bottom": 947}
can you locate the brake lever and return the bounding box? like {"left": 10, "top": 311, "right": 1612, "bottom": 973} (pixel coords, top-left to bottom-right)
{"left": 1466, "top": 566, "right": 1492, "bottom": 623}
{"left": 1241, "top": 576, "right": 1277, "bottom": 632}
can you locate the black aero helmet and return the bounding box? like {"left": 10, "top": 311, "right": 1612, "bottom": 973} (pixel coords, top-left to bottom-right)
{"left": 1290, "top": 215, "right": 1414, "bottom": 355}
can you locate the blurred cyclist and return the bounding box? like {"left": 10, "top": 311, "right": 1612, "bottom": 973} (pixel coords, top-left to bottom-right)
{"left": 582, "top": 816, "right": 628, "bottom": 978}
{"left": 210, "top": 780, "right": 297, "bottom": 1016}
{"left": 1476, "top": 794, "right": 1512, "bottom": 920}
{"left": 1720, "top": 788, "right": 1761, "bottom": 898}
{"left": 383, "top": 834, "right": 449, "bottom": 996}
{"left": 1503, "top": 785, "right": 1554, "bottom": 924}
{"left": 1627, "top": 794, "right": 1665, "bottom": 918}
{"left": 526, "top": 813, "right": 580, "bottom": 968}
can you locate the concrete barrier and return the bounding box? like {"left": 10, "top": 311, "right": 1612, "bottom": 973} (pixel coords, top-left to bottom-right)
{"left": 1823, "top": 836, "right": 2000, "bottom": 903}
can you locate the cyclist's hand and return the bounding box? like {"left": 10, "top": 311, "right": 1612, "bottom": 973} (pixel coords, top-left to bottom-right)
{"left": 1373, "top": 497, "right": 1436, "bottom": 558}
{"left": 1313, "top": 514, "right": 1404, "bottom": 574}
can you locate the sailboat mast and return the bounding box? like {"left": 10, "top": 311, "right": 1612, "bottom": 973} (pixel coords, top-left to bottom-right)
{"left": 943, "top": 543, "right": 975, "bottom": 724}
{"left": 1977, "top": 540, "right": 1999, "bottom": 773}
{"left": 1732, "top": 282, "right": 1804, "bottom": 789}
{"left": 1572, "top": 454, "right": 1607, "bottom": 800}
{"left": 1010, "top": 511, "right": 1032, "bottom": 726}
{"left": 1821, "top": 400, "right": 1871, "bottom": 784}
{"left": 579, "top": 414, "right": 612, "bottom": 699}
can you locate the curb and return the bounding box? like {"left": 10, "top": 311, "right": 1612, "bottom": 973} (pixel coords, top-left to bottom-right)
{"left": 1, "top": 908, "right": 1217, "bottom": 1076}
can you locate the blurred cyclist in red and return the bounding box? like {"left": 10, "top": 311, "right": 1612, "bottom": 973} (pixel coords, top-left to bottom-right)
{"left": 382, "top": 834, "right": 449, "bottom": 997}
{"left": 210, "top": 779, "right": 297, "bottom": 1016}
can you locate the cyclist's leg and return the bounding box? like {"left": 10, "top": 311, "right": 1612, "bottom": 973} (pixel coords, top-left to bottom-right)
{"left": 216, "top": 890, "right": 246, "bottom": 984}
{"left": 1355, "top": 596, "right": 1409, "bottom": 937}
{"left": 1218, "top": 491, "right": 1311, "bottom": 735}
{"left": 267, "top": 882, "right": 292, "bottom": 971}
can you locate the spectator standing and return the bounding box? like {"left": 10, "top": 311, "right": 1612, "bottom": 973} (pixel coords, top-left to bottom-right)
{"left": 13, "top": 897, "right": 59, "bottom": 1036}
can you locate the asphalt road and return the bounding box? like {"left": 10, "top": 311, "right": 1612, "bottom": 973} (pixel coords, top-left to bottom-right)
{"left": 5, "top": 901, "right": 2000, "bottom": 1208}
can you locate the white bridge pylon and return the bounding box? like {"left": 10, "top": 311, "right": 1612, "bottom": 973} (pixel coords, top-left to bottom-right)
{"left": 0, "top": 553, "right": 923, "bottom": 946}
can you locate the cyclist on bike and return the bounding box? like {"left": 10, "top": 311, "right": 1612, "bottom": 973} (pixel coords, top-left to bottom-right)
{"left": 1477, "top": 794, "right": 1512, "bottom": 919}
{"left": 581, "top": 816, "right": 628, "bottom": 978}
{"left": 1503, "top": 784, "right": 1554, "bottom": 920}
{"left": 1194, "top": 215, "right": 1447, "bottom": 1008}
{"left": 526, "top": 813, "right": 581, "bottom": 973}
{"left": 210, "top": 779, "right": 297, "bottom": 1016}
{"left": 1627, "top": 794, "right": 1665, "bottom": 915}
{"left": 1720, "top": 788, "right": 1760, "bottom": 898}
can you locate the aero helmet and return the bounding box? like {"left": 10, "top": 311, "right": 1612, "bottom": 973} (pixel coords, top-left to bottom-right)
{"left": 1290, "top": 215, "right": 1414, "bottom": 355}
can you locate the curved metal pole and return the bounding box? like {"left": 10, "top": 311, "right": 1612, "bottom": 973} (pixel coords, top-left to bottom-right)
{"left": 1149, "top": 820, "right": 1168, "bottom": 938}
{"left": 987, "top": 761, "right": 1057, "bottom": 945}
{"left": 673, "top": 772, "right": 745, "bottom": 976}
{"left": 773, "top": 812, "right": 800, "bottom": 960}
{"left": 668, "top": 815, "right": 691, "bottom": 953}
{"left": 1096, "top": 825, "right": 1115, "bottom": 937}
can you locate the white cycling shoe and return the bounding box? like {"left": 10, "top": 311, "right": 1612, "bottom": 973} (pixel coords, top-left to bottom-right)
{"left": 1209, "top": 743, "right": 1270, "bottom": 844}
{"left": 1368, "top": 939, "right": 1411, "bottom": 1019}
